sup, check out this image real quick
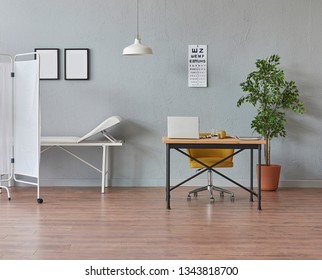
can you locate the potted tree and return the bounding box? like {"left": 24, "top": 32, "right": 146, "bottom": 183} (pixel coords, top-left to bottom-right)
{"left": 237, "top": 54, "right": 305, "bottom": 191}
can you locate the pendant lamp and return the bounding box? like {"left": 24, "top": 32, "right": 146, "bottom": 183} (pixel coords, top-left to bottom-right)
{"left": 123, "top": 0, "right": 153, "bottom": 55}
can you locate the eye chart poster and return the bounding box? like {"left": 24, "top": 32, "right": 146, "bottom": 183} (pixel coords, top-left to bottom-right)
{"left": 188, "top": 44, "right": 207, "bottom": 87}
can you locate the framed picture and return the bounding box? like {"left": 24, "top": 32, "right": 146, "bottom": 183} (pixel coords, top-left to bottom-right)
{"left": 64, "top": 48, "right": 89, "bottom": 80}
{"left": 35, "top": 48, "right": 59, "bottom": 80}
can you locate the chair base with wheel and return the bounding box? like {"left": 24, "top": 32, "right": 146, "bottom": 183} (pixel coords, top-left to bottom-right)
{"left": 187, "top": 169, "right": 234, "bottom": 203}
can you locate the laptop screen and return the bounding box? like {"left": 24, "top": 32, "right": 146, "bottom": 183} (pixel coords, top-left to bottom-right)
{"left": 167, "top": 116, "right": 199, "bottom": 139}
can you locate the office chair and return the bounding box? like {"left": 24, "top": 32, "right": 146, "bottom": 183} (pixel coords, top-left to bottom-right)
{"left": 186, "top": 134, "right": 235, "bottom": 203}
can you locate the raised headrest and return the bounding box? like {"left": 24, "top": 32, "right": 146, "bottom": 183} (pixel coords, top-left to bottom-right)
{"left": 77, "top": 115, "right": 122, "bottom": 143}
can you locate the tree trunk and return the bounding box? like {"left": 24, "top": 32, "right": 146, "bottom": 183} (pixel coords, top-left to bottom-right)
{"left": 264, "top": 137, "right": 270, "bottom": 166}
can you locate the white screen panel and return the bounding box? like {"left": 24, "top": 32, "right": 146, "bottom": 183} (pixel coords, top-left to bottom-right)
{"left": 0, "top": 62, "right": 13, "bottom": 175}
{"left": 14, "top": 60, "right": 40, "bottom": 178}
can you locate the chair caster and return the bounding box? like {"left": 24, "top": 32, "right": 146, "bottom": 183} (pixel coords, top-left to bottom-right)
{"left": 210, "top": 197, "right": 215, "bottom": 203}
{"left": 187, "top": 195, "right": 191, "bottom": 201}
{"left": 220, "top": 192, "right": 224, "bottom": 198}
{"left": 37, "top": 198, "right": 43, "bottom": 204}
{"left": 230, "top": 195, "right": 235, "bottom": 202}
{"left": 194, "top": 193, "right": 198, "bottom": 197}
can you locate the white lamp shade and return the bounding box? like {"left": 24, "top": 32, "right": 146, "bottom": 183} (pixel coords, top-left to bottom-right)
{"left": 123, "top": 38, "right": 153, "bottom": 55}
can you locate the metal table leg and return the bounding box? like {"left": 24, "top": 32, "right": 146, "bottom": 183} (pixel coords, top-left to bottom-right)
{"left": 258, "top": 144, "right": 262, "bottom": 210}
{"left": 101, "top": 145, "right": 107, "bottom": 193}
{"left": 166, "top": 144, "right": 171, "bottom": 209}
{"left": 250, "top": 149, "right": 254, "bottom": 202}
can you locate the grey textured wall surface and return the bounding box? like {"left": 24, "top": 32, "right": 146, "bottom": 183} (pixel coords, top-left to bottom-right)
{"left": 1, "top": 0, "right": 321, "bottom": 187}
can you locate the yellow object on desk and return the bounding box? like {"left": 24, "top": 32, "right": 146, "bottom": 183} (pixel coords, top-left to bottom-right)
{"left": 217, "top": 130, "right": 226, "bottom": 139}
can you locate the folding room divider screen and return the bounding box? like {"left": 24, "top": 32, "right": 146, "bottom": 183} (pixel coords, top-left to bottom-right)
{"left": 0, "top": 53, "right": 42, "bottom": 203}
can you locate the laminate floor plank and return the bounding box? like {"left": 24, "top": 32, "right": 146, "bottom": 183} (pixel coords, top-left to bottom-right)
{"left": 1, "top": 186, "right": 322, "bottom": 259}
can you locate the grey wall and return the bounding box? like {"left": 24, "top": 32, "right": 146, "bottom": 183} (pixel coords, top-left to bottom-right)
{"left": 1, "top": 0, "right": 322, "bottom": 187}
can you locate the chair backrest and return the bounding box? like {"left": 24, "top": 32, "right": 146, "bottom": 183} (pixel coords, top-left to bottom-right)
{"left": 187, "top": 132, "right": 234, "bottom": 168}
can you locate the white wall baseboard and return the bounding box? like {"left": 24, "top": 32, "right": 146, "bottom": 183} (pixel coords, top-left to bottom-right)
{"left": 14, "top": 178, "right": 322, "bottom": 188}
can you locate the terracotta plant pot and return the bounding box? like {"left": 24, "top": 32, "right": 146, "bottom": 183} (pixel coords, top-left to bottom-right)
{"left": 256, "top": 164, "right": 281, "bottom": 191}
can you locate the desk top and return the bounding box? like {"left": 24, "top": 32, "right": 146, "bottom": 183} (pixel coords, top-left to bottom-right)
{"left": 162, "top": 137, "right": 266, "bottom": 145}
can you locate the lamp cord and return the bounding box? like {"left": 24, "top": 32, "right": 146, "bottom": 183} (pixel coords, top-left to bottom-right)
{"left": 136, "top": 0, "right": 139, "bottom": 39}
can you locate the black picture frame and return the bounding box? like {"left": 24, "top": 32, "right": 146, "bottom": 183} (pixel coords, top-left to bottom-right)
{"left": 64, "top": 48, "right": 89, "bottom": 80}
{"left": 35, "top": 48, "right": 59, "bottom": 80}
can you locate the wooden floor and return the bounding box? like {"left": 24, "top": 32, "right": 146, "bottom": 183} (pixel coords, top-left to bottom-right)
{"left": 1, "top": 186, "right": 322, "bottom": 260}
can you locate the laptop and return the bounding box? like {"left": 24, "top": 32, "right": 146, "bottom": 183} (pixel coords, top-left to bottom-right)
{"left": 167, "top": 116, "right": 200, "bottom": 139}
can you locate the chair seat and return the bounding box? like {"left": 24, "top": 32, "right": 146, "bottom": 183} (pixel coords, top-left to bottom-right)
{"left": 189, "top": 157, "right": 233, "bottom": 169}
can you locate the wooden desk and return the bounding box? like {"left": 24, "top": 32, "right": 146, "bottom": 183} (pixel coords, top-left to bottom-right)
{"left": 162, "top": 137, "right": 266, "bottom": 210}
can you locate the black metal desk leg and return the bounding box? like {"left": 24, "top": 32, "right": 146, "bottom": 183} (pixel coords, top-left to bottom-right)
{"left": 250, "top": 149, "right": 254, "bottom": 202}
{"left": 166, "top": 144, "right": 171, "bottom": 209}
{"left": 258, "top": 144, "right": 262, "bottom": 210}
